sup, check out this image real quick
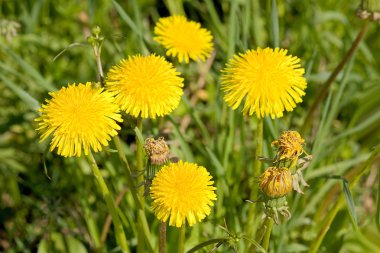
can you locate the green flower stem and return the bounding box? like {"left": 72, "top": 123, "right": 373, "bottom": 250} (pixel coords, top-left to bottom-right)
{"left": 86, "top": 151, "right": 129, "bottom": 253}
{"left": 309, "top": 144, "right": 380, "bottom": 253}
{"left": 300, "top": 21, "right": 369, "bottom": 136}
{"left": 136, "top": 117, "right": 145, "bottom": 253}
{"left": 246, "top": 117, "right": 264, "bottom": 250}
{"left": 178, "top": 225, "right": 186, "bottom": 253}
{"left": 159, "top": 221, "right": 167, "bottom": 253}
{"left": 254, "top": 117, "right": 264, "bottom": 173}
{"left": 164, "top": 0, "right": 185, "bottom": 15}
{"left": 136, "top": 117, "right": 144, "bottom": 196}
{"left": 113, "top": 136, "right": 143, "bottom": 209}
{"left": 260, "top": 217, "right": 274, "bottom": 252}
{"left": 113, "top": 135, "right": 154, "bottom": 251}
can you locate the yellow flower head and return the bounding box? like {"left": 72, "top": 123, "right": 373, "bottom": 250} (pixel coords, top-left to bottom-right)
{"left": 144, "top": 137, "right": 170, "bottom": 166}
{"left": 221, "top": 47, "right": 307, "bottom": 118}
{"left": 154, "top": 15, "right": 214, "bottom": 63}
{"left": 150, "top": 161, "right": 217, "bottom": 227}
{"left": 105, "top": 54, "right": 184, "bottom": 119}
{"left": 35, "top": 83, "right": 122, "bottom": 157}
{"left": 272, "top": 130, "right": 305, "bottom": 160}
{"left": 259, "top": 167, "right": 292, "bottom": 198}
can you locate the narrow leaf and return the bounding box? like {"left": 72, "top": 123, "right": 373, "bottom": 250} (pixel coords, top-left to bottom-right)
{"left": 0, "top": 44, "right": 56, "bottom": 91}
{"left": 242, "top": 235, "right": 267, "bottom": 253}
{"left": 1, "top": 74, "right": 40, "bottom": 111}
{"left": 205, "top": 147, "right": 225, "bottom": 176}
{"left": 168, "top": 116, "right": 195, "bottom": 162}
{"left": 112, "top": 0, "right": 142, "bottom": 37}
{"left": 376, "top": 170, "right": 380, "bottom": 232}
{"left": 186, "top": 238, "right": 227, "bottom": 253}
{"left": 342, "top": 178, "right": 358, "bottom": 230}
{"left": 134, "top": 126, "right": 144, "bottom": 148}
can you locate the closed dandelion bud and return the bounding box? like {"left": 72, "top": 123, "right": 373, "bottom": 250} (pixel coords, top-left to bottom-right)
{"left": 272, "top": 131, "right": 304, "bottom": 161}
{"left": 144, "top": 137, "right": 170, "bottom": 166}
{"left": 259, "top": 167, "right": 292, "bottom": 198}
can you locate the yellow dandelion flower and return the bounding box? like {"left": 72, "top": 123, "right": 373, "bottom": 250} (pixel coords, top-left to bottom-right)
{"left": 105, "top": 54, "right": 184, "bottom": 118}
{"left": 221, "top": 47, "right": 307, "bottom": 118}
{"left": 35, "top": 83, "right": 122, "bottom": 157}
{"left": 272, "top": 130, "right": 305, "bottom": 160}
{"left": 259, "top": 167, "right": 292, "bottom": 198}
{"left": 154, "top": 15, "right": 214, "bottom": 63}
{"left": 150, "top": 161, "right": 217, "bottom": 227}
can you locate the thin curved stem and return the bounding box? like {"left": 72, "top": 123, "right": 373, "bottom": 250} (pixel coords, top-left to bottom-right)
{"left": 86, "top": 151, "right": 129, "bottom": 253}
{"left": 301, "top": 21, "right": 369, "bottom": 136}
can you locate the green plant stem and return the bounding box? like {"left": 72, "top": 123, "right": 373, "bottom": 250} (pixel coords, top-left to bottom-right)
{"left": 309, "top": 144, "right": 380, "bottom": 253}
{"left": 135, "top": 117, "right": 145, "bottom": 253}
{"left": 136, "top": 117, "right": 144, "bottom": 196}
{"left": 159, "top": 222, "right": 166, "bottom": 253}
{"left": 91, "top": 32, "right": 104, "bottom": 85}
{"left": 86, "top": 151, "right": 129, "bottom": 253}
{"left": 254, "top": 117, "right": 264, "bottom": 173}
{"left": 246, "top": 117, "right": 264, "bottom": 252}
{"left": 164, "top": 0, "right": 185, "bottom": 15}
{"left": 301, "top": 21, "right": 369, "bottom": 136}
{"left": 113, "top": 136, "right": 143, "bottom": 209}
{"left": 178, "top": 225, "right": 186, "bottom": 253}
{"left": 261, "top": 217, "right": 274, "bottom": 252}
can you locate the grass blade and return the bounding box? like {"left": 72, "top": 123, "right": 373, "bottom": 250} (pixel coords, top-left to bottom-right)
{"left": 270, "top": 0, "right": 279, "bottom": 47}
{"left": 112, "top": 0, "right": 142, "bottom": 38}
{"left": 342, "top": 178, "right": 358, "bottom": 230}
{"left": 168, "top": 116, "right": 195, "bottom": 162}
{"left": 1, "top": 74, "right": 40, "bottom": 111}
{"left": 0, "top": 44, "right": 56, "bottom": 91}
{"left": 376, "top": 169, "right": 380, "bottom": 232}
{"left": 186, "top": 238, "right": 226, "bottom": 253}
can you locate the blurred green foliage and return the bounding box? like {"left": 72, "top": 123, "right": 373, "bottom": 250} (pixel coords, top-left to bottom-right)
{"left": 1, "top": 0, "right": 379, "bottom": 252}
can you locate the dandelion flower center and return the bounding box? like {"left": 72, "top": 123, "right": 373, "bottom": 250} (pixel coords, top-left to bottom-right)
{"left": 150, "top": 161, "right": 217, "bottom": 227}
{"left": 154, "top": 15, "right": 214, "bottom": 63}
{"left": 221, "top": 47, "right": 307, "bottom": 118}
{"left": 105, "top": 54, "right": 184, "bottom": 119}
{"left": 35, "top": 83, "right": 122, "bottom": 157}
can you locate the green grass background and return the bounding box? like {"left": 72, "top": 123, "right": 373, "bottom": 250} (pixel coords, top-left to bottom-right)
{"left": 1, "top": 0, "right": 380, "bottom": 252}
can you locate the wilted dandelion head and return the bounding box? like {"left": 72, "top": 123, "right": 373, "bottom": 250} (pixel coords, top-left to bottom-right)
{"left": 150, "top": 161, "right": 217, "bottom": 227}
{"left": 221, "top": 47, "right": 307, "bottom": 118}
{"left": 259, "top": 167, "right": 292, "bottom": 198}
{"left": 105, "top": 54, "right": 184, "bottom": 119}
{"left": 144, "top": 137, "right": 170, "bottom": 166}
{"left": 35, "top": 83, "right": 122, "bottom": 157}
{"left": 272, "top": 130, "right": 305, "bottom": 160}
{"left": 154, "top": 15, "right": 214, "bottom": 64}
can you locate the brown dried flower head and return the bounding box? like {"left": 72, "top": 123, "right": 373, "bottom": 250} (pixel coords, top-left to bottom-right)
{"left": 144, "top": 137, "right": 170, "bottom": 165}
